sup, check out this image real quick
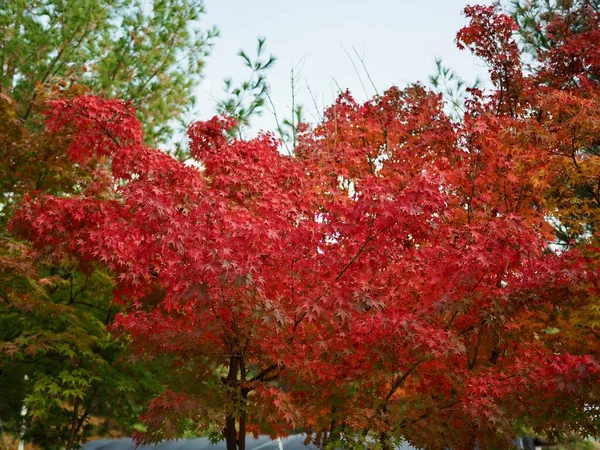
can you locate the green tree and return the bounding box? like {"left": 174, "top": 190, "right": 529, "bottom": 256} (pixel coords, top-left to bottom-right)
{"left": 0, "top": 0, "right": 218, "bottom": 145}
{"left": 502, "top": 0, "right": 600, "bottom": 63}
{"left": 216, "top": 37, "right": 276, "bottom": 139}
{"left": 0, "top": 244, "right": 161, "bottom": 450}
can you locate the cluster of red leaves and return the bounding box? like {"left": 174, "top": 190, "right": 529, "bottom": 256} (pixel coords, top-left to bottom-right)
{"left": 45, "top": 96, "right": 143, "bottom": 163}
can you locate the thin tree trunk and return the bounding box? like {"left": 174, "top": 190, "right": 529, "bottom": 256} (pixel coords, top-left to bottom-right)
{"left": 379, "top": 405, "right": 392, "bottom": 450}
{"left": 224, "top": 354, "right": 240, "bottom": 450}
{"left": 324, "top": 404, "right": 338, "bottom": 447}
{"left": 65, "top": 397, "right": 80, "bottom": 450}
{"left": 224, "top": 413, "right": 237, "bottom": 450}
{"left": 238, "top": 390, "right": 248, "bottom": 450}
{"left": 380, "top": 431, "right": 392, "bottom": 450}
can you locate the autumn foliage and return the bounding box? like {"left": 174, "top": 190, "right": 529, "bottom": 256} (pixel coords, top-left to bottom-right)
{"left": 8, "top": 2, "right": 600, "bottom": 450}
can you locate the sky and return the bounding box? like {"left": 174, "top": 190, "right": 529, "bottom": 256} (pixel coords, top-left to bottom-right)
{"left": 192, "top": 0, "right": 493, "bottom": 135}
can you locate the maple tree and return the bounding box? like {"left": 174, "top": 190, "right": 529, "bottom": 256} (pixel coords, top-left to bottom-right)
{"left": 10, "top": 88, "right": 600, "bottom": 450}
{"left": 8, "top": 3, "right": 600, "bottom": 450}
{"left": 434, "top": 1, "right": 600, "bottom": 372}
{"left": 290, "top": 76, "right": 599, "bottom": 449}
{"left": 11, "top": 97, "right": 327, "bottom": 449}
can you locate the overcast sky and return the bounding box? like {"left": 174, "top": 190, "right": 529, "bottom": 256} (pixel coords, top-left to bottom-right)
{"left": 192, "top": 0, "right": 493, "bottom": 135}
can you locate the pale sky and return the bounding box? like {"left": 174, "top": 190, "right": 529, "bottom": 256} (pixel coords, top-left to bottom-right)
{"left": 193, "top": 0, "right": 493, "bottom": 135}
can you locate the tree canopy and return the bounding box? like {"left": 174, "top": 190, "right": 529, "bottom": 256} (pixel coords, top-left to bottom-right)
{"left": 4, "top": 1, "right": 600, "bottom": 449}
{"left": 10, "top": 4, "right": 600, "bottom": 449}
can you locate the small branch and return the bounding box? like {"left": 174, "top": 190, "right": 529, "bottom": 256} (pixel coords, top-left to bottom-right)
{"left": 362, "top": 359, "right": 425, "bottom": 437}
{"left": 250, "top": 363, "right": 282, "bottom": 382}
{"left": 335, "top": 223, "right": 394, "bottom": 282}
{"left": 341, "top": 44, "right": 369, "bottom": 99}
{"left": 352, "top": 45, "right": 379, "bottom": 96}
{"left": 265, "top": 87, "right": 292, "bottom": 155}
{"left": 400, "top": 400, "right": 461, "bottom": 428}
{"left": 468, "top": 327, "right": 482, "bottom": 371}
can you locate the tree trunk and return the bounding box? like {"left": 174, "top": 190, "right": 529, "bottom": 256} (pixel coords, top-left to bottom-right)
{"left": 379, "top": 405, "right": 391, "bottom": 450}
{"left": 324, "top": 404, "right": 338, "bottom": 447}
{"left": 224, "top": 413, "right": 238, "bottom": 450}
{"left": 238, "top": 390, "right": 248, "bottom": 450}
{"left": 65, "top": 397, "right": 80, "bottom": 450}
{"left": 380, "top": 431, "right": 392, "bottom": 450}
{"left": 223, "top": 354, "right": 240, "bottom": 450}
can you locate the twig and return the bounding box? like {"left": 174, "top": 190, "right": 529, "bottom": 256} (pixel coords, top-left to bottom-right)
{"left": 265, "top": 87, "right": 292, "bottom": 156}
{"left": 352, "top": 45, "right": 379, "bottom": 96}
{"left": 341, "top": 44, "right": 369, "bottom": 99}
